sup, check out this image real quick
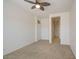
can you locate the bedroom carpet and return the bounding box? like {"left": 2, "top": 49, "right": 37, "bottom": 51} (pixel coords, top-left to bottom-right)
{"left": 4, "top": 40, "right": 75, "bottom": 59}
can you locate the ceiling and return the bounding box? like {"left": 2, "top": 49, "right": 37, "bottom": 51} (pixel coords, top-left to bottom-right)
{"left": 11, "top": 0, "right": 74, "bottom": 18}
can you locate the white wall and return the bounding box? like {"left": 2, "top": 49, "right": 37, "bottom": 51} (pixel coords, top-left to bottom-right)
{"left": 69, "top": 0, "right": 76, "bottom": 56}
{"left": 49, "top": 12, "right": 70, "bottom": 44}
{"left": 40, "top": 18, "right": 49, "bottom": 40}
{"left": 40, "top": 12, "right": 70, "bottom": 44}
{"left": 3, "top": 0, "right": 35, "bottom": 55}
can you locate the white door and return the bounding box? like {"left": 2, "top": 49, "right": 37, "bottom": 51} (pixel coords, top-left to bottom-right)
{"left": 35, "top": 17, "right": 41, "bottom": 41}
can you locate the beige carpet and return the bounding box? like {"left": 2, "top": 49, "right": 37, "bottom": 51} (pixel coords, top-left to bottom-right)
{"left": 4, "top": 40, "right": 75, "bottom": 59}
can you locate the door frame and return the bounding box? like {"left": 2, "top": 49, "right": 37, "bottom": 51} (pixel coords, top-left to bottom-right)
{"left": 49, "top": 15, "right": 61, "bottom": 44}
{"left": 35, "top": 17, "right": 41, "bottom": 42}
{"left": 35, "top": 17, "right": 38, "bottom": 42}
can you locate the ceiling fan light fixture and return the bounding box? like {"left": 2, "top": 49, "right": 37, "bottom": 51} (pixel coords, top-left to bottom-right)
{"left": 35, "top": 4, "right": 40, "bottom": 8}
{"left": 24, "top": 0, "right": 51, "bottom": 11}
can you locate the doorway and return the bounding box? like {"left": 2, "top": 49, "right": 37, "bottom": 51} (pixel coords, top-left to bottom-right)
{"left": 35, "top": 17, "right": 41, "bottom": 42}
{"left": 51, "top": 17, "right": 60, "bottom": 44}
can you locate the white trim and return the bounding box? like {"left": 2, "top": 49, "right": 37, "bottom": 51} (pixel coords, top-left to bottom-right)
{"left": 49, "top": 16, "right": 52, "bottom": 44}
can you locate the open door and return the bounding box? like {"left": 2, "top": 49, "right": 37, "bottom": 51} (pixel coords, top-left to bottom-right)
{"left": 51, "top": 17, "right": 60, "bottom": 44}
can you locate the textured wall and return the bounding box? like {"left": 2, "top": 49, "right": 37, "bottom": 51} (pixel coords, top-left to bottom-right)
{"left": 3, "top": 0, "right": 35, "bottom": 55}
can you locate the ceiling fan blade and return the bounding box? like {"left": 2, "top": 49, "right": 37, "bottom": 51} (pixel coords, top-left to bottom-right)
{"left": 40, "top": 6, "right": 44, "bottom": 11}
{"left": 31, "top": 5, "right": 36, "bottom": 9}
{"left": 36, "top": 0, "right": 39, "bottom": 3}
{"left": 36, "top": 0, "right": 38, "bottom": 3}
{"left": 24, "top": 0, "right": 36, "bottom": 4}
{"left": 40, "top": 2, "right": 50, "bottom": 6}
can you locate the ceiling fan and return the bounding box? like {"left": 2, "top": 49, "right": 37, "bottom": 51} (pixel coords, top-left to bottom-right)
{"left": 24, "top": 0, "right": 51, "bottom": 11}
